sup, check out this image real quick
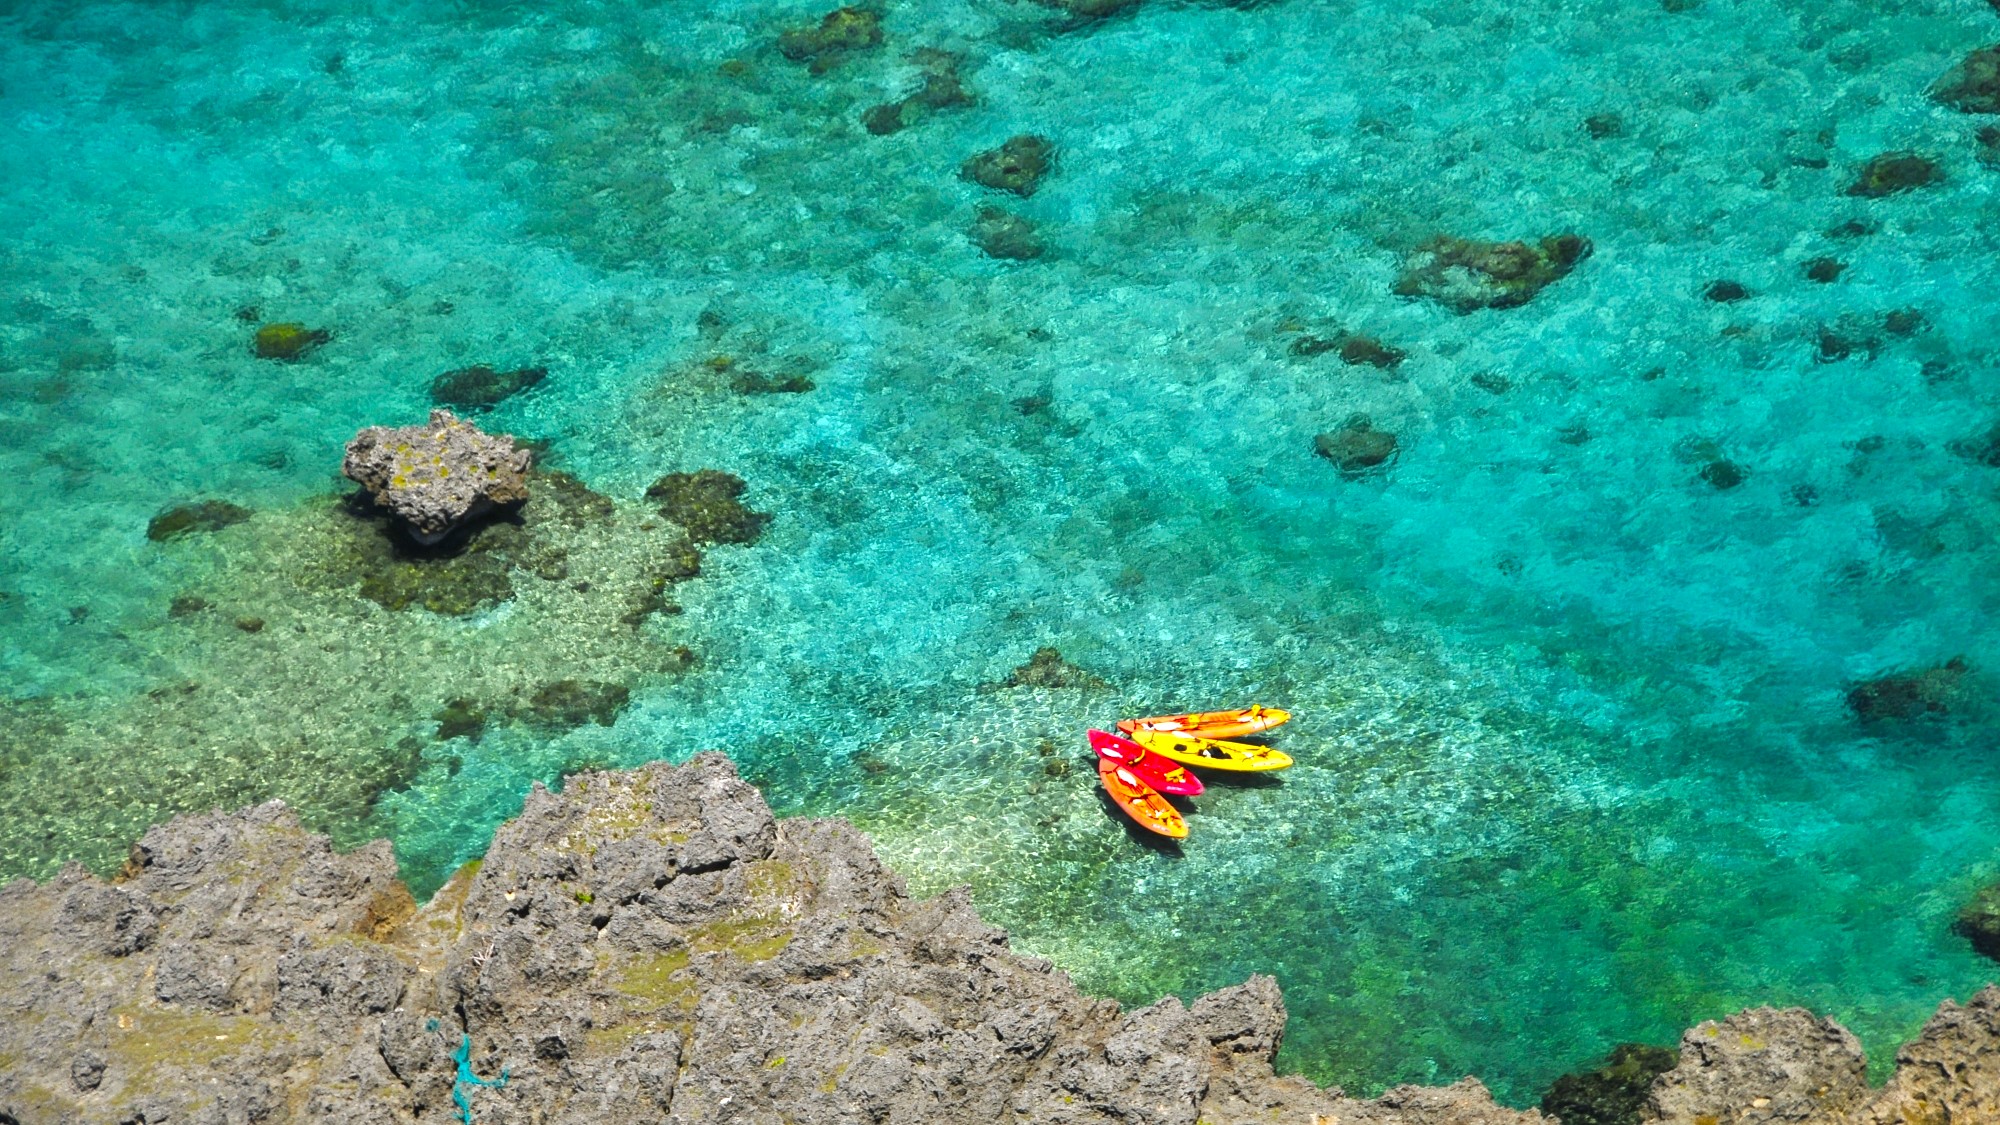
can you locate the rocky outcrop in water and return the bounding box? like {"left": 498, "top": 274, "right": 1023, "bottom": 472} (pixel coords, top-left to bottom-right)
{"left": 146, "top": 499, "right": 252, "bottom": 542}
{"left": 431, "top": 364, "right": 548, "bottom": 411}
{"left": 1932, "top": 45, "right": 2000, "bottom": 114}
{"left": 343, "top": 410, "right": 533, "bottom": 545}
{"left": 1394, "top": 234, "right": 1591, "bottom": 313}
{"left": 0, "top": 754, "right": 1541, "bottom": 1125}
{"left": 962, "top": 134, "right": 1056, "bottom": 196}
{"left": 3, "top": 756, "right": 2000, "bottom": 1125}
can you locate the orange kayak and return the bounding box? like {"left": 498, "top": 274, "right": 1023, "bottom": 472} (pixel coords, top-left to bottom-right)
{"left": 1116, "top": 705, "right": 1290, "bottom": 741}
{"left": 1097, "top": 760, "right": 1189, "bottom": 840}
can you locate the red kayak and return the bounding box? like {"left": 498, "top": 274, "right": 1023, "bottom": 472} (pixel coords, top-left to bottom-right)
{"left": 1087, "top": 729, "right": 1204, "bottom": 796}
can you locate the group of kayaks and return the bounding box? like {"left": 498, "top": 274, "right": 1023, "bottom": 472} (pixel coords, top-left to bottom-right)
{"left": 1088, "top": 706, "right": 1292, "bottom": 840}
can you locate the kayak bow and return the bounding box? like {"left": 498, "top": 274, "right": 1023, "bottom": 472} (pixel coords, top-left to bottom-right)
{"left": 1087, "top": 729, "right": 1204, "bottom": 796}
{"left": 1097, "top": 759, "right": 1190, "bottom": 839}
{"left": 1116, "top": 705, "right": 1290, "bottom": 741}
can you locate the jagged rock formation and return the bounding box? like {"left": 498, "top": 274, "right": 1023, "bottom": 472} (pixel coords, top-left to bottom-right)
{"left": 342, "top": 410, "right": 533, "bottom": 545}
{"left": 3, "top": 755, "right": 1998, "bottom": 1125}
{"left": 0, "top": 755, "right": 1537, "bottom": 1125}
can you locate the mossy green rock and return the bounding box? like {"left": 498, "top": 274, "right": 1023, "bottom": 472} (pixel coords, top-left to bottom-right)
{"left": 147, "top": 500, "right": 252, "bottom": 542}
{"left": 1955, "top": 882, "right": 2000, "bottom": 961}
{"left": 323, "top": 469, "right": 614, "bottom": 616}
{"left": 1395, "top": 233, "right": 1592, "bottom": 313}
{"left": 520, "top": 679, "right": 630, "bottom": 730}
{"left": 1846, "top": 152, "right": 1939, "bottom": 198}
{"left": 646, "top": 470, "right": 771, "bottom": 545}
{"left": 430, "top": 364, "right": 548, "bottom": 410}
{"left": 1540, "top": 1043, "right": 1679, "bottom": 1125}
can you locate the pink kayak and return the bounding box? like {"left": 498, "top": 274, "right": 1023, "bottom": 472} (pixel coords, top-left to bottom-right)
{"left": 1087, "top": 730, "right": 1204, "bottom": 796}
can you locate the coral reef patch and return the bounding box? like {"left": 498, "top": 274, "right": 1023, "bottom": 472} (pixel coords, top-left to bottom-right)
{"left": 1394, "top": 234, "right": 1591, "bottom": 313}
{"left": 146, "top": 500, "right": 251, "bottom": 543}
{"left": 645, "top": 470, "right": 771, "bottom": 546}
{"left": 430, "top": 364, "right": 548, "bottom": 411}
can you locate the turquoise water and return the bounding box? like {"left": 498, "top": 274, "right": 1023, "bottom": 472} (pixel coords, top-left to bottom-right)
{"left": 5, "top": 0, "right": 2000, "bottom": 1105}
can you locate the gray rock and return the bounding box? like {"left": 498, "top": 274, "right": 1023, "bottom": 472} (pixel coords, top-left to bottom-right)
{"left": 342, "top": 409, "right": 532, "bottom": 544}
{"left": 3, "top": 755, "right": 1995, "bottom": 1125}
{"left": 1646, "top": 1006, "right": 1867, "bottom": 1123}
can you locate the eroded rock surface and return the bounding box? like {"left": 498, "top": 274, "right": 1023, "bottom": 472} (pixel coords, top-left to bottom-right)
{"left": 343, "top": 409, "right": 533, "bottom": 545}
{"left": 6, "top": 757, "right": 2000, "bottom": 1125}
{"left": 0, "top": 754, "right": 1539, "bottom": 1125}
{"left": 1395, "top": 234, "right": 1592, "bottom": 313}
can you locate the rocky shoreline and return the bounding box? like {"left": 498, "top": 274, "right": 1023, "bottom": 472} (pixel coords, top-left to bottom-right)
{"left": 2, "top": 754, "right": 1996, "bottom": 1125}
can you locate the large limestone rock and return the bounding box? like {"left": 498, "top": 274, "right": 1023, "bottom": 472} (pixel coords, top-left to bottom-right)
{"left": 1646, "top": 1007, "right": 1868, "bottom": 1123}
{"left": 0, "top": 754, "right": 1544, "bottom": 1125}
{"left": 342, "top": 409, "right": 532, "bottom": 544}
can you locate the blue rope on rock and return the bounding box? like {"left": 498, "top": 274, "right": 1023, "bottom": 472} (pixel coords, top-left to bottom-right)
{"left": 451, "top": 1034, "right": 510, "bottom": 1125}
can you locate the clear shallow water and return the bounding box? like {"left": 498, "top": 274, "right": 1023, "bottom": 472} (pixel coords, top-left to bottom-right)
{"left": 5, "top": 0, "right": 2000, "bottom": 1105}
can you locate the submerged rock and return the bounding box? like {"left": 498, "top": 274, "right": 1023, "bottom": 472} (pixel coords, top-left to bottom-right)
{"left": 1702, "top": 279, "right": 1751, "bottom": 302}
{"left": 1001, "top": 647, "right": 1110, "bottom": 690}
{"left": 1339, "top": 334, "right": 1406, "bottom": 369}
{"left": 1955, "top": 882, "right": 2000, "bottom": 961}
{"left": 1932, "top": 45, "right": 2000, "bottom": 114}
{"left": 146, "top": 500, "right": 252, "bottom": 542}
{"left": 1699, "top": 458, "right": 1747, "bottom": 490}
{"left": 1847, "top": 657, "right": 1970, "bottom": 722}
{"left": 1979, "top": 126, "right": 2000, "bottom": 168}
{"left": 971, "top": 206, "right": 1045, "bottom": 260}
{"left": 1845, "top": 152, "right": 1940, "bottom": 198}
{"left": 646, "top": 470, "right": 772, "bottom": 545}
{"left": 342, "top": 410, "right": 533, "bottom": 545}
{"left": 519, "top": 678, "right": 630, "bottom": 731}
{"left": 863, "top": 49, "right": 974, "bottom": 135}
{"left": 1949, "top": 420, "right": 2000, "bottom": 466}
{"left": 777, "top": 6, "right": 883, "bottom": 75}
{"left": 1394, "top": 233, "right": 1592, "bottom": 313}
{"left": 1035, "top": 0, "right": 1143, "bottom": 18}
{"left": 251, "top": 322, "right": 330, "bottom": 361}
{"left": 1540, "top": 1043, "right": 1678, "bottom": 1125}
{"left": 430, "top": 364, "right": 547, "bottom": 410}
{"left": 961, "top": 134, "right": 1056, "bottom": 196}
{"left": 1314, "top": 414, "right": 1399, "bottom": 478}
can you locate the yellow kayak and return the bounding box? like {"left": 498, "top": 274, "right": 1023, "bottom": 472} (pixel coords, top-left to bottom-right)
{"left": 1131, "top": 730, "right": 1293, "bottom": 772}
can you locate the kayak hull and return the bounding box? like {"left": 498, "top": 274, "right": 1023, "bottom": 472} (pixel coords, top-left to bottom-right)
{"left": 1097, "top": 760, "right": 1189, "bottom": 839}
{"left": 1130, "top": 730, "right": 1294, "bottom": 772}
{"left": 1116, "top": 706, "right": 1290, "bottom": 741}
{"left": 1087, "top": 729, "right": 1204, "bottom": 796}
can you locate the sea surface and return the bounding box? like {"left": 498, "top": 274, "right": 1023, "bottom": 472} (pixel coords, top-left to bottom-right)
{"left": 5, "top": 0, "right": 2000, "bottom": 1105}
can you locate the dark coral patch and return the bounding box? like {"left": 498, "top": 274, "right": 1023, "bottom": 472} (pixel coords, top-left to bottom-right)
{"left": 520, "top": 679, "right": 631, "bottom": 731}
{"left": 147, "top": 500, "right": 252, "bottom": 542}
{"left": 1002, "top": 647, "right": 1110, "bottom": 690}
{"left": 1314, "top": 415, "right": 1399, "bottom": 478}
{"left": 1847, "top": 658, "right": 1969, "bottom": 722}
{"left": 431, "top": 364, "right": 548, "bottom": 410}
{"left": 1540, "top": 1043, "right": 1679, "bottom": 1125}
{"left": 646, "top": 471, "right": 772, "bottom": 545}
{"left": 962, "top": 135, "right": 1056, "bottom": 197}
{"left": 1932, "top": 45, "right": 2000, "bottom": 114}
{"left": 777, "top": 7, "right": 883, "bottom": 75}
{"left": 1394, "top": 234, "right": 1591, "bottom": 313}
{"left": 1845, "top": 152, "right": 1940, "bottom": 198}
